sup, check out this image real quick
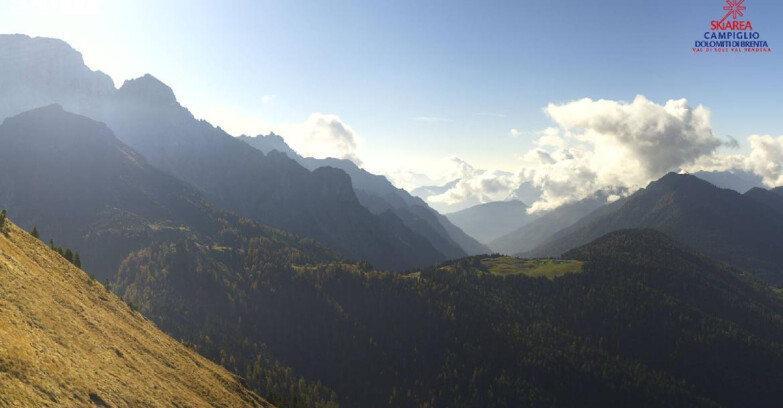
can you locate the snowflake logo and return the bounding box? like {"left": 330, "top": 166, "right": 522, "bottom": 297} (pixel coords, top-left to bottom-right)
{"left": 723, "top": 0, "right": 747, "bottom": 20}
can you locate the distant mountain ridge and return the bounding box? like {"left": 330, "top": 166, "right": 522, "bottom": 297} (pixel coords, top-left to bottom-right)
{"left": 239, "top": 133, "right": 489, "bottom": 256}
{"left": 530, "top": 172, "right": 783, "bottom": 284}
{"left": 489, "top": 193, "right": 611, "bottom": 255}
{"left": 445, "top": 199, "right": 534, "bottom": 244}
{"left": 693, "top": 170, "right": 765, "bottom": 193}
{"left": 0, "top": 34, "right": 449, "bottom": 271}
{"left": 0, "top": 105, "right": 338, "bottom": 279}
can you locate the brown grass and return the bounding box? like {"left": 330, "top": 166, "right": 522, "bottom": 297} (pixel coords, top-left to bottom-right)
{"left": 0, "top": 221, "right": 273, "bottom": 408}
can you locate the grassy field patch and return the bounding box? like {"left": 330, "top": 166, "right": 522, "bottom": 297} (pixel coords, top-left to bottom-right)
{"left": 480, "top": 257, "right": 583, "bottom": 280}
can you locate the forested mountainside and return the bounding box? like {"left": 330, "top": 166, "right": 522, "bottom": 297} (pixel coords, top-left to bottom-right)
{"left": 0, "top": 218, "right": 272, "bottom": 408}
{"left": 116, "top": 228, "right": 783, "bottom": 408}
{"left": 528, "top": 173, "right": 783, "bottom": 284}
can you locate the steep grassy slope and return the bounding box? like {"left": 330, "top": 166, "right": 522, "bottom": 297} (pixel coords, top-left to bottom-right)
{"left": 0, "top": 220, "right": 271, "bottom": 408}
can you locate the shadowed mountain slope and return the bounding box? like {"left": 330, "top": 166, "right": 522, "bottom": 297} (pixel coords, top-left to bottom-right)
{"left": 489, "top": 193, "right": 610, "bottom": 255}
{"left": 530, "top": 173, "right": 783, "bottom": 284}
{"left": 239, "top": 133, "right": 489, "bottom": 257}
{"left": 0, "top": 34, "right": 446, "bottom": 271}
{"left": 445, "top": 199, "right": 533, "bottom": 244}
{"left": 0, "top": 105, "right": 337, "bottom": 280}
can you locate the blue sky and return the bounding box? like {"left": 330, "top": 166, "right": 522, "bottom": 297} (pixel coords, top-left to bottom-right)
{"left": 1, "top": 0, "right": 781, "bottom": 193}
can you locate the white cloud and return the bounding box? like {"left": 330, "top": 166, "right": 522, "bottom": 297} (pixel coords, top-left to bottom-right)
{"left": 197, "top": 96, "right": 782, "bottom": 215}
{"left": 534, "top": 127, "right": 566, "bottom": 148}
{"left": 261, "top": 94, "right": 277, "bottom": 104}
{"left": 509, "top": 128, "right": 521, "bottom": 138}
{"left": 747, "top": 135, "right": 783, "bottom": 187}
{"left": 421, "top": 157, "right": 517, "bottom": 211}
{"left": 683, "top": 152, "right": 748, "bottom": 173}
{"left": 682, "top": 135, "right": 783, "bottom": 188}
{"left": 193, "top": 107, "right": 364, "bottom": 165}
{"left": 513, "top": 95, "right": 723, "bottom": 211}
{"left": 288, "top": 113, "right": 363, "bottom": 165}
{"left": 422, "top": 95, "right": 728, "bottom": 213}
{"left": 386, "top": 156, "right": 483, "bottom": 194}
{"left": 545, "top": 95, "right": 720, "bottom": 178}
{"left": 385, "top": 170, "right": 438, "bottom": 192}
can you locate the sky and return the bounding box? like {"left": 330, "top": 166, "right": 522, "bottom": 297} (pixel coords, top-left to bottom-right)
{"left": 2, "top": 0, "right": 782, "bottom": 212}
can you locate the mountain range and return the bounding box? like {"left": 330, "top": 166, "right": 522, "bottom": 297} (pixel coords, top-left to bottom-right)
{"left": 444, "top": 199, "right": 534, "bottom": 244}
{"left": 489, "top": 192, "right": 611, "bottom": 255}
{"left": 528, "top": 173, "right": 783, "bottom": 284}
{"left": 0, "top": 34, "right": 485, "bottom": 270}
{"left": 0, "top": 105, "right": 338, "bottom": 280}
{"left": 4, "top": 32, "right": 783, "bottom": 408}
{"left": 239, "top": 133, "right": 488, "bottom": 257}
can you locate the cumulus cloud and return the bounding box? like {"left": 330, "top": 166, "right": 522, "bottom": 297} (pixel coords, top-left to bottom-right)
{"left": 193, "top": 107, "right": 364, "bottom": 165}
{"left": 422, "top": 95, "right": 728, "bottom": 213}
{"left": 387, "top": 157, "right": 484, "bottom": 195}
{"left": 414, "top": 97, "right": 781, "bottom": 213}
{"left": 428, "top": 170, "right": 517, "bottom": 206}
{"left": 509, "top": 128, "right": 521, "bottom": 138}
{"left": 509, "top": 95, "right": 721, "bottom": 211}
{"left": 534, "top": 127, "right": 566, "bottom": 148}
{"left": 420, "top": 157, "right": 517, "bottom": 211}
{"left": 385, "top": 170, "right": 438, "bottom": 192}
{"left": 682, "top": 135, "right": 783, "bottom": 188}
{"left": 747, "top": 135, "right": 783, "bottom": 187}
{"left": 261, "top": 94, "right": 277, "bottom": 104}
{"left": 545, "top": 95, "right": 720, "bottom": 177}
{"left": 285, "top": 113, "right": 363, "bottom": 165}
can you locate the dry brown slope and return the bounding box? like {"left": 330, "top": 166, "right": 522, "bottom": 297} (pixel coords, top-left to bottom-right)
{"left": 0, "top": 220, "right": 273, "bottom": 408}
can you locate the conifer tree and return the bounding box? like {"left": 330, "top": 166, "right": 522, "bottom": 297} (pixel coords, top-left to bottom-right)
{"left": 74, "top": 252, "right": 82, "bottom": 269}
{"left": 31, "top": 226, "right": 39, "bottom": 239}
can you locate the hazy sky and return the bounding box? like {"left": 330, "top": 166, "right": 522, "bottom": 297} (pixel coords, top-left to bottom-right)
{"left": 2, "top": 0, "right": 782, "bottom": 208}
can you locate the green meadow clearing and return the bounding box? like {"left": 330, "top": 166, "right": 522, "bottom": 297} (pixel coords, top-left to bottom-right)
{"left": 480, "top": 257, "right": 583, "bottom": 280}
